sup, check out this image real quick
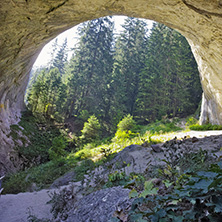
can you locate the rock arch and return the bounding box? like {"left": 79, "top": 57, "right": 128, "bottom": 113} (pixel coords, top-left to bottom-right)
{"left": 1, "top": 0, "right": 222, "bottom": 173}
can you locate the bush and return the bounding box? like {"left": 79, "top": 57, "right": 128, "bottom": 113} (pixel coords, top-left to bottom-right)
{"left": 3, "top": 158, "right": 72, "bottom": 194}
{"left": 73, "top": 148, "right": 93, "bottom": 160}
{"left": 127, "top": 161, "right": 222, "bottom": 222}
{"left": 80, "top": 115, "right": 101, "bottom": 143}
{"left": 11, "top": 111, "right": 62, "bottom": 167}
{"left": 117, "top": 114, "right": 136, "bottom": 132}
{"left": 185, "top": 116, "right": 199, "bottom": 127}
{"left": 74, "top": 159, "right": 95, "bottom": 181}
{"left": 48, "top": 136, "right": 67, "bottom": 160}
{"left": 112, "top": 114, "right": 136, "bottom": 141}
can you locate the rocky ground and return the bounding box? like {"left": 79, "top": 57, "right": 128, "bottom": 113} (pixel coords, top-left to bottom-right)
{"left": 1, "top": 130, "right": 222, "bottom": 222}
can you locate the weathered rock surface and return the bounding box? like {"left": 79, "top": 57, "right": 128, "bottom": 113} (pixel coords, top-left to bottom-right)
{"left": 50, "top": 171, "right": 76, "bottom": 188}
{"left": 1, "top": 132, "right": 222, "bottom": 222}
{"left": 66, "top": 187, "right": 132, "bottom": 222}
{"left": 108, "top": 144, "right": 164, "bottom": 174}
{"left": 1, "top": 0, "right": 222, "bottom": 172}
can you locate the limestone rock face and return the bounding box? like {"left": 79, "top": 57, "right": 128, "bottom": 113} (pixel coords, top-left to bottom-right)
{"left": 1, "top": 0, "right": 222, "bottom": 173}
{"left": 66, "top": 187, "right": 132, "bottom": 222}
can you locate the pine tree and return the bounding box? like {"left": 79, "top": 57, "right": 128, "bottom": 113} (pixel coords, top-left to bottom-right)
{"left": 112, "top": 17, "right": 148, "bottom": 117}
{"left": 65, "top": 16, "right": 114, "bottom": 121}
{"left": 136, "top": 22, "right": 202, "bottom": 122}
{"left": 52, "top": 38, "right": 68, "bottom": 74}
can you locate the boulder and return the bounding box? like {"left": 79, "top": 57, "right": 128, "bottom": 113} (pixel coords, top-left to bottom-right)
{"left": 66, "top": 186, "right": 132, "bottom": 222}
{"left": 108, "top": 144, "right": 165, "bottom": 175}
{"left": 50, "top": 171, "right": 76, "bottom": 188}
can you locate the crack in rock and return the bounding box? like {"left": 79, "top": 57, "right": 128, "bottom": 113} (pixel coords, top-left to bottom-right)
{"left": 182, "top": 0, "right": 222, "bottom": 18}
{"left": 46, "top": 0, "right": 69, "bottom": 14}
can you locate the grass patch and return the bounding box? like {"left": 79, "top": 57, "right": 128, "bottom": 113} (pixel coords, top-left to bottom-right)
{"left": 3, "top": 158, "right": 76, "bottom": 194}
{"left": 70, "top": 120, "right": 183, "bottom": 162}
{"left": 4, "top": 116, "right": 184, "bottom": 194}
{"left": 190, "top": 123, "right": 222, "bottom": 131}
{"left": 140, "top": 120, "right": 182, "bottom": 135}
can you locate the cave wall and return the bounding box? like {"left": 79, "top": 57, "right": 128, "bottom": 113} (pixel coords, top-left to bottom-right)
{"left": 1, "top": 0, "right": 222, "bottom": 173}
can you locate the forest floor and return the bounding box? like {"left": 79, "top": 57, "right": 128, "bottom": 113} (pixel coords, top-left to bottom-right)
{"left": 1, "top": 130, "right": 222, "bottom": 222}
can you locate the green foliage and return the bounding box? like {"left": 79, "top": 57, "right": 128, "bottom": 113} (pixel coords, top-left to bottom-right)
{"left": 129, "top": 179, "right": 158, "bottom": 199}
{"left": 3, "top": 158, "right": 72, "bottom": 194}
{"left": 105, "top": 171, "right": 130, "bottom": 187}
{"left": 74, "top": 159, "right": 95, "bottom": 181}
{"left": 190, "top": 123, "right": 222, "bottom": 131}
{"left": 26, "top": 17, "right": 202, "bottom": 136}
{"left": 159, "top": 137, "right": 210, "bottom": 184}
{"left": 100, "top": 147, "right": 112, "bottom": 158}
{"left": 125, "top": 174, "right": 146, "bottom": 191}
{"left": 117, "top": 114, "right": 136, "bottom": 132}
{"left": 140, "top": 120, "right": 182, "bottom": 135}
{"left": 78, "top": 110, "right": 90, "bottom": 122}
{"left": 11, "top": 111, "right": 62, "bottom": 167}
{"left": 72, "top": 148, "right": 93, "bottom": 160}
{"left": 47, "top": 186, "right": 75, "bottom": 220}
{"left": 126, "top": 143, "right": 222, "bottom": 221}
{"left": 113, "top": 130, "right": 135, "bottom": 141}
{"left": 112, "top": 115, "right": 137, "bottom": 141}
{"left": 80, "top": 115, "right": 101, "bottom": 143}
{"left": 48, "top": 136, "right": 67, "bottom": 160}
{"left": 185, "top": 116, "right": 199, "bottom": 127}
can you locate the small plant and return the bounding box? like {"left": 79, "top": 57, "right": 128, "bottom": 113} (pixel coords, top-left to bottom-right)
{"left": 160, "top": 137, "right": 210, "bottom": 183}
{"left": 3, "top": 158, "right": 71, "bottom": 194}
{"left": 74, "top": 159, "right": 95, "bottom": 181}
{"left": 117, "top": 114, "right": 136, "bottom": 132}
{"left": 140, "top": 120, "right": 182, "bottom": 135}
{"left": 80, "top": 115, "right": 101, "bottom": 143}
{"left": 73, "top": 148, "right": 93, "bottom": 160}
{"left": 105, "top": 171, "right": 130, "bottom": 187}
{"left": 126, "top": 150, "right": 222, "bottom": 221}
{"left": 185, "top": 116, "right": 199, "bottom": 127}
{"left": 47, "top": 185, "right": 76, "bottom": 220}
{"left": 112, "top": 114, "right": 136, "bottom": 142}
{"left": 48, "top": 136, "right": 67, "bottom": 160}
{"left": 100, "top": 147, "right": 112, "bottom": 157}
{"left": 129, "top": 179, "right": 158, "bottom": 199}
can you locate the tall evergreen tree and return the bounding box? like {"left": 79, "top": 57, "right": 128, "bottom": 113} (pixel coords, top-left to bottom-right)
{"left": 52, "top": 38, "right": 68, "bottom": 74}
{"left": 136, "top": 23, "right": 202, "bottom": 122}
{"left": 112, "top": 17, "right": 148, "bottom": 116}
{"left": 26, "top": 17, "right": 202, "bottom": 130}
{"left": 65, "top": 16, "right": 114, "bottom": 121}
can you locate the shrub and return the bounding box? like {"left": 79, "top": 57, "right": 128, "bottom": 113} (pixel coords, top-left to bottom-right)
{"left": 140, "top": 120, "right": 181, "bottom": 135}
{"left": 112, "top": 114, "right": 136, "bottom": 141}
{"left": 185, "top": 116, "right": 199, "bottom": 127}
{"left": 11, "top": 111, "right": 62, "bottom": 167}
{"left": 48, "top": 136, "right": 67, "bottom": 160}
{"left": 73, "top": 148, "right": 93, "bottom": 160}
{"left": 3, "top": 158, "right": 71, "bottom": 194}
{"left": 74, "top": 159, "right": 95, "bottom": 181}
{"left": 117, "top": 114, "right": 136, "bottom": 132}
{"left": 80, "top": 115, "right": 101, "bottom": 143}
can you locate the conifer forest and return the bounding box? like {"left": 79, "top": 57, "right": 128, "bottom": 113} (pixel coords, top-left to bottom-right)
{"left": 26, "top": 16, "right": 202, "bottom": 135}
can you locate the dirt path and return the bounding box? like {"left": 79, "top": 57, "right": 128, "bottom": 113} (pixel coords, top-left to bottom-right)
{"left": 151, "top": 130, "right": 222, "bottom": 141}
{"left": 0, "top": 130, "right": 222, "bottom": 222}
{"left": 0, "top": 189, "right": 52, "bottom": 222}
